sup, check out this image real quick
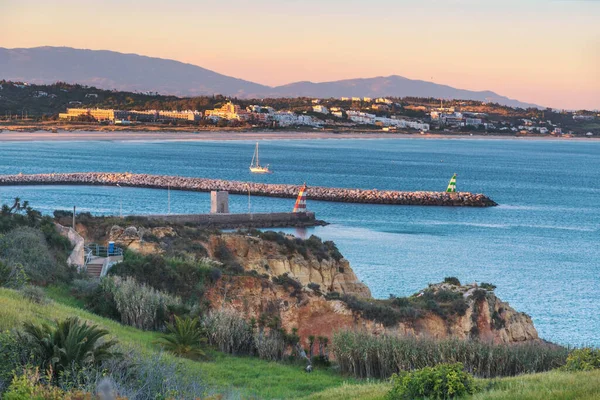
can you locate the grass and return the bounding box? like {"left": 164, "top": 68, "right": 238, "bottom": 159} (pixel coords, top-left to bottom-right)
{"left": 0, "top": 287, "right": 354, "bottom": 399}
{"left": 2, "top": 287, "right": 599, "bottom": 399}
{"left": 303, "top": 370, "right": 600, "bottom": 400}
{"left": 302, "top": 382, "right": 390, "bottom": 400}
{"left": 474, "top": 370, "right": 600, "bottom": 400}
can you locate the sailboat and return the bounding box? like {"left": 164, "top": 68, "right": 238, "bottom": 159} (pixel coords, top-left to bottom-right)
{"left": 249, "top": 142, "right": 272, "bottom": 174}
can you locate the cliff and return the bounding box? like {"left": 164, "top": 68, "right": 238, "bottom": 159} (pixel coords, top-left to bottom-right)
{"left": 203, "top": 233, "right": 537, "bottom": 345}
{"left": 205, "top": 233, "right": 372, "bottom": 298}
{"left": 91, "top": 222, "right": 537, "bottom": 346}
{"left": 205, "top": 277, "right": 538, "bottom": 347}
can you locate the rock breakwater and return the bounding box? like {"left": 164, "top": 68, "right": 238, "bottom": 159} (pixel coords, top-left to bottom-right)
{"left": 0, "top": 172, "right": 497, "bottom": 207}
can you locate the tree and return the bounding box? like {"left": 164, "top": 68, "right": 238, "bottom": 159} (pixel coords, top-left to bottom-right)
{"left": 21, "top": 317, "right": 118, "bottom": 381}
{"left": 155, "top": 316, "right": 207, "bottom": 359}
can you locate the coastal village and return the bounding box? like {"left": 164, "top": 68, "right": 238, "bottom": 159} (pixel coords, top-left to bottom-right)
{"left": 1, "top": 80, "right": 598, "bottom": 136}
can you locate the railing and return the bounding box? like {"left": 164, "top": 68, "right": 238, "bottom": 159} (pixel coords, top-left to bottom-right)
{"left": 84, "top": 243, "right": 124, "bottom": 258}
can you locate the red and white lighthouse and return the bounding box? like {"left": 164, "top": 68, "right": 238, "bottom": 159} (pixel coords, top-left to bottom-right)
{"left": 293, "top": 183, "right": 308, "bottom": 213}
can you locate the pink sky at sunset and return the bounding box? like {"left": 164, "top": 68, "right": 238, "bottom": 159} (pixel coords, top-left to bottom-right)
{"left": 1, "top": 0, "right": 599, "bottom": 109}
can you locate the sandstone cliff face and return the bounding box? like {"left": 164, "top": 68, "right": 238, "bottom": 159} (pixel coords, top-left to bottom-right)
{"left": 108, "top": 225, "right": 177, "bottom": 255}
{"left": 100, "top": 226, "right": 537, "bottom": 345}
{"left": 205, "top": 277, "right": 538, "bottom": 346}
{"left": 205, "top": 233, "right": 372, "bottom": 298}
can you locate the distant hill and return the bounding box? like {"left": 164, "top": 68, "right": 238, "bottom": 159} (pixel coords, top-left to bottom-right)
{"left": 273, "top": 76, "right": 540, "bottom": 109}
{"left": 0, "top": 46, "right": 270, "bottom": 98}
{"left": 0, "top": 46, "right": 540, "bottom": 108}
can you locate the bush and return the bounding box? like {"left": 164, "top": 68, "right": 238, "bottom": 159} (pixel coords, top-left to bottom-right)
{"left": 480, "top": 282, "right": 497, "bottom": 291}
{"left": 79, "top": 277, "right": 120, "bottom": 321}
{"left": 20, "top": 285, "right": 48, "bottom": 304}
{"left": 470, "top": 289, "right": 488, "bottom": 302}
{"left": 0, "top": 261, "right": 28, "bottom": 289}
{"left": 108, "top": 276, "right": 183, "bottom": 330}
{"left": 386, "top": 363, "right": 477, "bottom": 400}
{"left": 255, "top": 330, "right": 286, "bottom": 361}
{"left": 0, "top": 331, "right": 36, "bottom": 393}
{"left": 203, "top": 309, "right": 255, "bottom": 356}
{"left": 443, "top": 277, "right": 461, "bottom": 286}
{"left": 562, "top": 348, "right": 600, "bottom": 371}
{"left": 20, "top": 317, "right": 118, "bottom": 382}
{"left": 272, "top": 273, "right": 303, "bottom": 294}
{"left": 109, "top": 252, "right": 220, "bottom": 302}
{"left": 341, "top": 295, "right": 421, "bottom": 326}
{"left": 332, "top": 330, "right": 568, "bottom": 379}
{"left": 0, "top": 227, "right": 71, "bottom": 285}
{"left": 307, "top": 282, "right": 321, "bottom": 293}
{"left": 155, "top": 316, "right": 207, "bottom": 360}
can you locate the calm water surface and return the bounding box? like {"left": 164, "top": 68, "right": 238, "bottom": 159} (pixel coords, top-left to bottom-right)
{"left": 0, "top": 137, "right": 598, "bottom": 346}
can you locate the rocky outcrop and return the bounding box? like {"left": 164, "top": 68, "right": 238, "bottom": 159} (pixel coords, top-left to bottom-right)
{"left": 108, "top": 225, "right": 177, "bottom": 254}
{"left": 96, "top": 224, "right": 536, "bottom": 346}
{"left": 206, "top": 233, "right": 372, "bottom": 298}
{"left": 205, "top": 277, "right": 538, "bottom": 347}
{"left": 0, "top": 172, "right": 497, "bottom": 207}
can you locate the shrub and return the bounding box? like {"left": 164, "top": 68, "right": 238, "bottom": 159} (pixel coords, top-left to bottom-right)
{"left": 325, "top": 291, "right": 340, "bottom": 300}
{"left": 0, "top": 331, "right": 36, "bottom": 393}
{"left": 80, "top": 277, "right": 120, "bottom": 321}
{"left": 155, "top": 316, "right": 207, "bottom": 360}
{"left": 341, "top": 295, "right": 421, "bottom": 326}
{"left": 0, "top": 261, "right": 28, "bottom": 289}
{"left": 20, "top": 317, "right": 118, "bottom": 382}
{"left": 443, "top": 277, "right": 461, "bottom": 286}
{"left": 0, "top": 227, "right": 70, "bottom": 284}
{"left": 272, "top": 273, "right": 303, "bottom": 293}
{"left": 386, "top": 363, "right": 477, "bottom": 400}
{"left": 108, "top": 276, "right": 183, "bottom": 330}
{"left": 332, "top": 330, "right": 568, "bottom": 379}
{"left": 203, "top": 309, "right": 255, "bottom": 355}
{"left": 255, "top": 330, "right": 286, "bottom": 361}
{"left": 3, "top": 368, "right": 70, "bottom": 400}
{"left": 480, "top": 282, "right": 497, "bottom": 291}
{"left": 20, "top": 285, "right": 49, "bottom": 304}
{"left": 307, "top": 282, "right": 321, "bottom": 293}
{"left": 470, "top": 289, "right": 488, "bottom": 302}
{"left": 562, "top": 348, "right": 600, "bottom": 371}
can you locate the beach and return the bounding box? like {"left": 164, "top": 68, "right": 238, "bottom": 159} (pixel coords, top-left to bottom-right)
{"left": 0, "top": 129, "right": 595, "bottom": 142}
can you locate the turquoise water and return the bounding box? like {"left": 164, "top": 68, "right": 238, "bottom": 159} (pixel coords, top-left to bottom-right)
{"left": 0, "top": 138, "right": 598, "bottom": 346}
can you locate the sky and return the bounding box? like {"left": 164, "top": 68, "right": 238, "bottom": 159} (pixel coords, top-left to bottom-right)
{"left": 1, "top": 0, "right": 599, "bottom": 110}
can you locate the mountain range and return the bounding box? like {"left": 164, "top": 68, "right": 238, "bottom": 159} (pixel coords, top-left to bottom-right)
{"left": 0, "top": 46, "right": 540, "bottom": 108}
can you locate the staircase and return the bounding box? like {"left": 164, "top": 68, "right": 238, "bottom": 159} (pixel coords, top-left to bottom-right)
{"left": 85, "top": 256, "right": 106, "bottom": 278}
{"left": 83, "top": 243, "right": 124, "bottom": 278}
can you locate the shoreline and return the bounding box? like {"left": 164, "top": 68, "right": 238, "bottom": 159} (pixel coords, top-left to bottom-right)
{"left": 0, "top": 129, "right": 597, "bottom": 142}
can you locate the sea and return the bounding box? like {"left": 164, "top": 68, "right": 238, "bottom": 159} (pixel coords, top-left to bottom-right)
{"left": 0, "top": 136, "right": 598, "bottom": 346}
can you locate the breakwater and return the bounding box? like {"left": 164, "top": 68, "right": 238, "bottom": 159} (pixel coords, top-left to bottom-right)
{"left": 142, "top": 212, "right": 323, "bottom": 229}
{"left": 0, "top": 172, "right": 497, "bottom": 207}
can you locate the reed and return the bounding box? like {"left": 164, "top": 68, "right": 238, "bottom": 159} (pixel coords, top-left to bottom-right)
{"left": 332, "top": 330, "right": 568, "bottom": 379}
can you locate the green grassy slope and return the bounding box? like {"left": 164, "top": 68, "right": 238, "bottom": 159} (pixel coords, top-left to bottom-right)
{"left": 0, "top": 288, "right": 355, "bottom": 399}
{"left": 3, "top": 287, "right": 599, "bottom": 400}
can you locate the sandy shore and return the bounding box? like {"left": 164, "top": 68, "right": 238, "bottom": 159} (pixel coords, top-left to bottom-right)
{"left": 0, "top": 129, "right": 595, "bottom": 142}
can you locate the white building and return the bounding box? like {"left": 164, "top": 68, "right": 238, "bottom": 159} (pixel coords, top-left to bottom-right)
{"left": 363, "top": 97, "right": 372, "bottom": 102}
{"left": 376, "top": 97, "right": 393, "bottom": 104}
{"left": 465, "top": 118, "right": 482, "bottom": 127}
{"left": 33, "top": 91, "right": 48, "bottom": 98}
{"left": 347, "top": 110, "right": 376, "bottom": 124}
{"left": 312, "top": 105, "right": 329, "bottom": 114}
{"left": 85, "top": 93, "right": 98, "bottom": 98}
{"left": 332, "top": 111, "right": 344, "bottom": 118}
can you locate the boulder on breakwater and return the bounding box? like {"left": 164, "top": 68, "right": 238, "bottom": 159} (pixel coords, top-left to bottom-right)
{"left": 0, "top": 172, "right": 498, "bottom": 207}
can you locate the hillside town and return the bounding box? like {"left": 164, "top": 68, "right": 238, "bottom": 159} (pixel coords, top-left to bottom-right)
{"left": 1, "top": 81, "right": 598, "bottom": 136}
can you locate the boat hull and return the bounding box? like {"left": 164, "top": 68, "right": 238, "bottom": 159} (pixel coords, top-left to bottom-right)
{"left": 250, "top": 167, "right": 272, "bottom": 174}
